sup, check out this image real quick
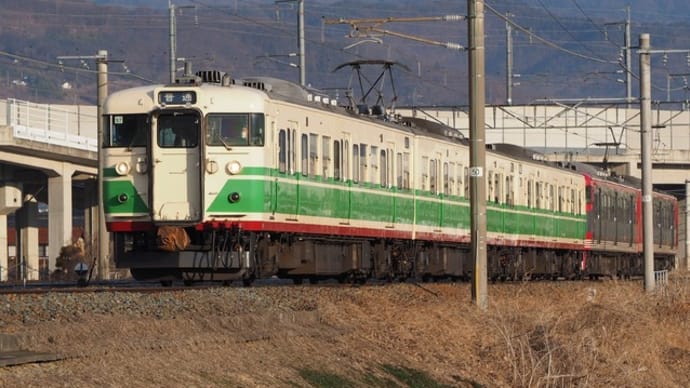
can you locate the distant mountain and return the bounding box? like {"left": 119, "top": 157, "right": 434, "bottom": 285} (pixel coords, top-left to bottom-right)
{"left": 1, "top": 0, "right": 689, "bottom": 106}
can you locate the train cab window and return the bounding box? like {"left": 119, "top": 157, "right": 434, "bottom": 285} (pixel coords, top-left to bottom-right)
{"left": 157, "top": 112, "right": 199, "bottom": 148}
{"left": 105, "top": 114, "right": 147, "bottom": 148}
{"left": 206, "top": 113, "right": 264, "bottom": 147}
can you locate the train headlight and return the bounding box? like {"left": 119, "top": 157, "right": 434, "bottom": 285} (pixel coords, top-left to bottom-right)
{"left": 227, "top": 160, "right": 242, "bottom": 175}
{"left": 115, "top": 161, "right": 131, "bottom": 176}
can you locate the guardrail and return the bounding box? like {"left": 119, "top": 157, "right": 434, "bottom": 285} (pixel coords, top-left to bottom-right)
{"left": 654, "top": 269, "right": 669, "bottom": 288}
{"left": 3, "top": 98, "right": 97, "bottom": 152}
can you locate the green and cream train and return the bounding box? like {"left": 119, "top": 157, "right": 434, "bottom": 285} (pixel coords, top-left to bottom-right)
{"left": 102, "top": 70, "right": 677, "bottom": 285}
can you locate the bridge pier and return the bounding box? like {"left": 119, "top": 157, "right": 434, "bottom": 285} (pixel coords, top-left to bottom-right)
{"left": 0, "top": 215, "right": 6, "bottom": 281}
{"left": 18, "top": 195, "right": 39, "bottom": 280}
{"left": 47, "top": 164, "right": 75, "bottom": 275}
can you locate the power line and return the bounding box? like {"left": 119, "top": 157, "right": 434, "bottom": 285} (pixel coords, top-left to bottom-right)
{"left": 485, "top": 2, "right": 617, "bottom": 65}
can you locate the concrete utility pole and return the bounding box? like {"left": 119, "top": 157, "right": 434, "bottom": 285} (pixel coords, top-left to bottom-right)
{"left": 97, "top": 50, "right": 109, "bottom": 281}
{"left": 276, "top": 0, "right": 306, "bottom": 86}
{"left": 169, "top": 1, "right": 196, "bottom": 84}
{"left": 57, "top": 50, "right": 110, "bottom": 281}
{"left": 639, "top": 33, "right": 655, "bottom": 292}
{"left": 469, "top": 0, "right": 488, "bottom": 310}
{"left": 625, "top": 7, "right": 632, "bottom": 105}
{"left": 639, "top": 36, "right": 690, "bottom": 292}
{"left": 323, "top": 11, "right": 481, "bottom": 306}
{"left": 169, "top": 1, "right": 176, "bottom": 84}
{"left": 505, "top": 12, "right": 513, "bottom": 105}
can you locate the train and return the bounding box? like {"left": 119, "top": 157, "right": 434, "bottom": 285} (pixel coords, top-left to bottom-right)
{"left": 102, "top": 68, "right": 678, "bottom": 285}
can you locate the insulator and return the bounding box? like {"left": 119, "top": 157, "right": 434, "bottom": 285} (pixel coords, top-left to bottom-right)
{"left": 443, "top": 15, "right": 465, "bottom": 22}
{"left": 445, "top": 42, "right": 465, "bottom": 51}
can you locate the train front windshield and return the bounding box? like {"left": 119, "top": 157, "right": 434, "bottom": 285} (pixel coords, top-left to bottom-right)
{"left": 206, "top": 113, "right": 265, "bottom": 147}
{"left": 157, "top": 112, "right": 200, "bottom": 148}
{"left": 105, "top": 114, "right": 148, "bottom": 148}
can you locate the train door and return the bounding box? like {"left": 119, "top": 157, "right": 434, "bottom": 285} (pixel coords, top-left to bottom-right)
{"left": 384, "top": 143, "right": 396, "bottom": 229}
{"left": 150, "top": 111, "right": 202, "bottom": 222}
{"left": 276, "top": 124, "right": 298, "bottom": 219}
{"left": 340, "top": 133, "right": 352, "bottom": 224}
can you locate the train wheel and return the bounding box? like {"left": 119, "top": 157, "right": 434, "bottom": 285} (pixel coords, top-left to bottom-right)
{"left": 183, "top": 279, "right": 193, "bottom": 286}
{"left": 160, "top": 280, "right": 173, "bottom": 287}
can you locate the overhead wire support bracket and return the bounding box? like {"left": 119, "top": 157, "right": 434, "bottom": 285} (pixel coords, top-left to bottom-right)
{"left": 324, "top": 15, "right": 466, "bottom": 51}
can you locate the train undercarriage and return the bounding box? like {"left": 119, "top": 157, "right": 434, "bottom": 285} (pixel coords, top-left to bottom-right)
{"left": 114, "top": 225, "right": 676, "bottom": 286}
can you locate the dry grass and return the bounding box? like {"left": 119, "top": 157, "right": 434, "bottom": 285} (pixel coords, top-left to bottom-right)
{"left": 1, "top": 276, "right": 689, "bottom": 387}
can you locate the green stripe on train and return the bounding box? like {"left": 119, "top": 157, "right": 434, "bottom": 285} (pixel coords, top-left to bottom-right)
{"left": 206, "top": 170, "right": 586, "bottom": 240}
{"left": 104, "top": 180, "right": 149, "bottom": 214}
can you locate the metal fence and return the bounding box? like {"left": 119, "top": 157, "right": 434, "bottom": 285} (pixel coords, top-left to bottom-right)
{"left": 3, "top": 98, "right": 97, "bottom": 152}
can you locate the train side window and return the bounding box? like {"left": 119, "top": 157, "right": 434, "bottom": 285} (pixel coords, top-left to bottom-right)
{"left": 380, "top": 149, "right": 387, "bottom": 187}
{"left": 443, "top": 162, "right": 450, "bottom": 195}
{"left": 370, "top": 146, "right": 379, "bottom": 185}
{"left": 343, "top": 140, "right": 349, "bottom": 181}
{"left": 352, "top": 144, "right": 359, "bottom": 183}
{"left": 571, "top": 188, "right": 576, "bottom": 214}
{"left": 527, "top": 180, "right": 533, "bottom": 208}
{"left": 309, "top": 133, "right": 318, "bottom": 177}
{"left": 278, "top": 129, "right": 287, "bottom": 174}
{"left": 487, "top": 171, "right": 494, "bottom": 202}
{"left": 535, "top": 182, "right": 542, "bottom": 209}
{"left": 387, "top": 148, "right": 394, "bottom": 189}
{"left": 421, "top": 156, "right": 429, "bottom": 191}
{"left": 456, "top": 163, "right": 462, "bottom": 197}
{"left": 401, "top": 152, "right": 410, "bottom": 190}
{"left": 430, "top": 159, "right": 438, "bottom": 194}
{"left": 464, "top": 167, "right": 470, "bottom": 198}
{"left": 334, "top": 140, "right": 341, "bottom": 181}
{"left": 494, "top": 173, "right": 502, "bottom": 204}
{"left": 396, "top": 153, "right": 403, "bottom": 189}
{"left": 301, "top": 134, "right": 308, "bottom": 177}
{"left": 322, "top": 136, "right": 331, "bottom": 178}
{"left": 359, "top": 144, "right": 368, "bottom": 184}
{"left": 505, "top": 175, "right": 513, "bottom": 206}
{"left": 290, "top": 129, "right": 296, "bottom": 174}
